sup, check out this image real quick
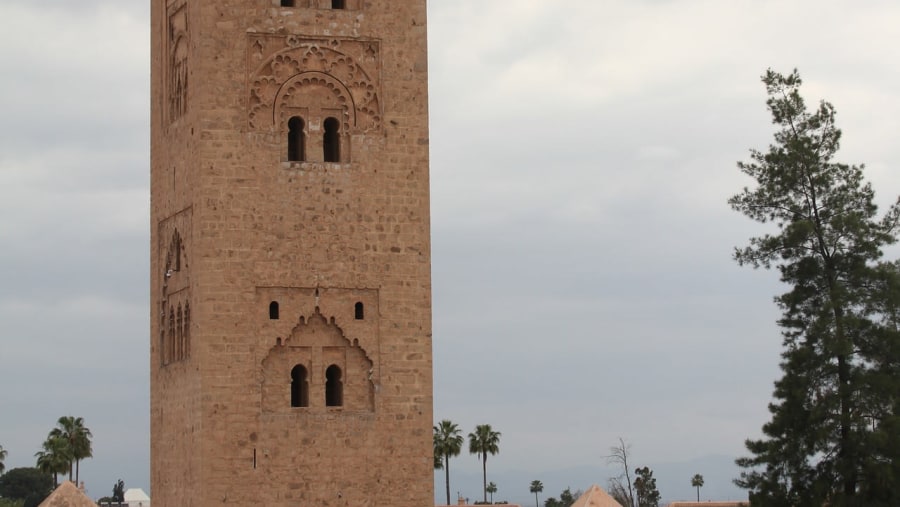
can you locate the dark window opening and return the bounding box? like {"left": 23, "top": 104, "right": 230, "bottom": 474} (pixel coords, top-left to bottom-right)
{"left": 281, "top": 0, "right": 295, "bottom": 6}
{"left": 269, "top": 301, "right": 280, "bottom": 320}
{"left": 160, "top": 329, "right": 166, "bottom": 365}
{"left": 176, "top": 305, "right": 184, "bottom": 360}
{"left": 354, "top": 302, "right": 364, "bottom": 320}
{"left": 325, "top": 365, "right": 343, "bottom": 407}
{"left": 291, "top": 365, "right": 309, "bottom": 407}
{"left": 184, "top": 303, "right": 191, "bottom": 358}
{"left": 323, "top": 117, "right": 340, "bottom": 162}
{"left": 168, "top": 309, "right": 176, "bottom": 363}
{"left": 332, "top": 0, "right": 345, "bottom": 8}
{"left": 288, "top": 116, "right": 306, "bottom": 162}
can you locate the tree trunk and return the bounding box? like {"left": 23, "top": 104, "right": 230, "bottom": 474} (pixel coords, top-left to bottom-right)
{"left": 482, "top": 455, "right": 488, "bottom": 503}
{"left": 445, "top": 455, "right": 451, "bottom": 505}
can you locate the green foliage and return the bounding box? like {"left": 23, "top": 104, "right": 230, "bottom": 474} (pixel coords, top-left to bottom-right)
{"left": 35, "top": 436, "right": 70, "bottom": 488}
{"left": 486, "top": 481, "right": 498, "bottom": 503}
{"left": 48, "top": 416, "right": 92, "bottom": 485}
{"left": 730, "top": 69, "right": 900, "bottom": 506}
{"left": 0, "top": 468, "right": 51, "bottom": 504}
{"left": 690, "top": 474, "right": 704, "bottom": 502}
{"left": 112, "top": 479, "right": 125, "bottom": 502}
{"left": 633, "top": 467, "right": 660, "bottom": 507}
{"left": 0, "top": 498, "right": 24, "bottom": 507}
{"left": 468, "top": 424, "right": 501, "bottom": 504}
{"left": 543, "top": 487, "right": 579, "bottom": 507}
{"left": 433, "top": 419, "right": 464, "bottom": 505}
{"left": 529, "top": 480, "right": 543, "bottom": 507}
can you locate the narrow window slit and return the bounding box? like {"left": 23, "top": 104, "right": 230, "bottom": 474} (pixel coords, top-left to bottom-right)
{"left": 326, "top": 365, "right": 343, "bottom": 407}
{"left": 287, "top": 116, "right": 305, "bottom": 162}
{"left": 269, "top": 301, "right": 280, "bottom": 320}
{"left": 323, "top": 117, "right": 340, "bottom": 162}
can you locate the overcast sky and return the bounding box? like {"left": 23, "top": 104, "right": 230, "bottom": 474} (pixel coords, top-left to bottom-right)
{"left": 1, "top": 0, "right": 899, "bottom": 505}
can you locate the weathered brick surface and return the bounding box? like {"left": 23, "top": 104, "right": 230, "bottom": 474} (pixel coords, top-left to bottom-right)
{"left": 150, "top": 1, "right": 432, "bottom": 505}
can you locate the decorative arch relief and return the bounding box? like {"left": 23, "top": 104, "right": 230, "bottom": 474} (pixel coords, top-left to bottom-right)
{"left": 157, "top": 207, "right": 193, "bottom": 367}
{"left": 167, "top": 0, "right": 188, "bottom": 122}
{"left": 261, "top": 308, "right": 375, "bottom": 414}
{"left": 158, "top": 207, "right": 192, "bottom": 294}
{"left": 248, "top": 35, "right": 382, "bottom": 134}
{"left": 257, "top": 286, "right": 378, "bottom": 412}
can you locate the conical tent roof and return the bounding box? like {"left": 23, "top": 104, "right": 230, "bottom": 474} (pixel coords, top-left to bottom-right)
{"left": 38, "top": 481, "right": 97, "bottom": 507}
{"left": 570, "top": 484, "right": 624, "bottom": 507}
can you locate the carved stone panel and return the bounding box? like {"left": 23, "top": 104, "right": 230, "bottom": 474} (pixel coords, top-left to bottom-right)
{"left": 158, "top": 207, "right": 192, "bottom": 365}
{"left": 167, "top": 1, "right": 188, "bottom": 122}
{"left": 248, "top": 35, "right": 382, "bottom": 134}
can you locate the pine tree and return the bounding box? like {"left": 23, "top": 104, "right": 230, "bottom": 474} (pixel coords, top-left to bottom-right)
{"left": 730, "top": 69, "right": 900, "bottom": 506}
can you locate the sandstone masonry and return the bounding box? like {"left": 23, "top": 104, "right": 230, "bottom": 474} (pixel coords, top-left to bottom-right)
{"left": 150, "top": 1, "right": 432, "bottom": 505}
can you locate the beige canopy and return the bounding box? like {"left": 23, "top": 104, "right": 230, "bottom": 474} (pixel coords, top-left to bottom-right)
{"left": 38, "top": 481, "right": 97, "bottom": 507}
{"left": 570, "top": 484, "right": 624, "bottom": 507}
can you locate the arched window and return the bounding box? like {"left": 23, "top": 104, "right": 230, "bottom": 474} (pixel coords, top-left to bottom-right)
{"left": 168, "top": 309, "right": 176, "bottom": 364}
{"left": 325, "top": 365, "right": 343, "bottom": 407}
{"left": 269, "top": 301, "right": 280, "bottom": 320}
{"left": 287, "top": 116, "right": 306, "bottom": 162}
{"left": 184, "top": 303, "right": 191, "bottom": 358}
{"left": 332, "top": 0, "right": 345, "bottom": 8}
{"left": 291, "top": 365, "right": 309, "bottom": 407}
{"left": 354, "top": 302, "right": 364, "bottom": 320}
{"left": 323, "top": 117, "right": 340, "bottom": 162}
{"left": 159, "top": 329, "right": 166, "bottom": 366}
{"left": 176, "top": 305, "right": 184, "bottom": 360}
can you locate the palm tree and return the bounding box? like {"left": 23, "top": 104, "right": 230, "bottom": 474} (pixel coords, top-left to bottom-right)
{"left": 486, "top": 482, "right": 498, "bottom": 504}
{"left": 690, "top": 474, "right": 704, "bottom": 502}
{"left": 433, "top": 419, "right": 464, "bottom": 505}
{"left": 35, "top": 436, "right": 71, "bottom": 487}
{"left": 49, "top": 416, "right": 93, "bottom": 484}
{"left": 530, "top": 480, "right": 544, "bottom": 507}
{"left": 0, "top": 444, "right": 7, "bottom": 475}
{"left": 468, "top": 424, "right": 501, "bottom": 503}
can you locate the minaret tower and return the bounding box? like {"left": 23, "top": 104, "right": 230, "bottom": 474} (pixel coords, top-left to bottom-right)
{"left": 150, "top": 1, "right": 432, "bottom": 505}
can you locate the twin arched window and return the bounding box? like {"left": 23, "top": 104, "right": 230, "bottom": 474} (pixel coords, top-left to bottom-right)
{"left": 280, "top": 1, "right": 346, "bottom": 10}
{"left": 290, "top": 364, "right": 343, "bottom": 408}
{"left": 286, "top": 116, "right": 341, "bottom": 163}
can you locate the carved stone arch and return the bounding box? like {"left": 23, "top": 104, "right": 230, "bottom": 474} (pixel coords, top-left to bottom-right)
{"left": 248, "top": 36, "right": 382, "bottom": 133}
{"left": 167, "top": 2, "right": 188, "bottom": 122}
{"left": 260, "top": 308, "right": 374, "bottom": 413}
{"left": 165, "top": 229, "right": 183, "bottom": 274}
{"left": 274, "top": 72, "right": 356, "bottom": 134}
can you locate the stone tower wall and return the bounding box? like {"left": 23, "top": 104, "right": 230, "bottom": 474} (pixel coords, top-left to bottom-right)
{"left": 150, "top": 1, "right": 432, "bottom": 505}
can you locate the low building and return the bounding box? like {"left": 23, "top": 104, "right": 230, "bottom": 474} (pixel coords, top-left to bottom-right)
{"left": 123, "top": 487, "right": 151, "bottom": 507}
